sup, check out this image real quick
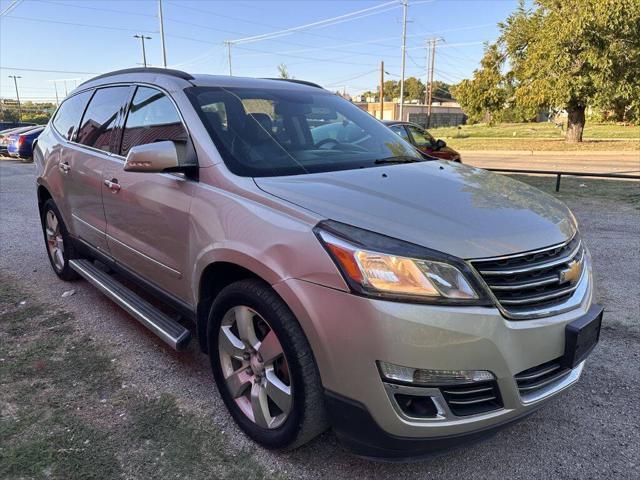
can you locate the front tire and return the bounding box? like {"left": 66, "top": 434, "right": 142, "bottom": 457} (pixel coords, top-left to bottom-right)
{"left": 41, "top": 199, "right": 79, "bottom": 281}
{"left": 207, "top": 279, "right": 327, "bottom": 450}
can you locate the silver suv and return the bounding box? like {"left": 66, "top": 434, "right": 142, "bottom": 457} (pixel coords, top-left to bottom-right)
{"left": 34, "top": 68, "right": 602, "bottom": 459}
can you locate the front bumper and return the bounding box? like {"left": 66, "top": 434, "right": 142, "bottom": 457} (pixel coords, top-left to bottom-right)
{"left": 274, "top": 264, "right": 596, "bottom": 457}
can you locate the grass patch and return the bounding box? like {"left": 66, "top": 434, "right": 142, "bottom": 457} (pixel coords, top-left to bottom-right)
{"left": 0, "top": 276, "right": 283, "bottom": 480}
{"left": 431, "top": 122, "right": 640, "bottom": 140}
{"left": 507, "top": 175, "right": 640, "bottom": 208}
{"left": 445, "top": 138, "right": 639, "bottom": 152}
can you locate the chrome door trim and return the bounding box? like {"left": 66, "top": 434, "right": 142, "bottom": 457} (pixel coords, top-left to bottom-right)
{"left": 72, "top": 213, "right": 105, "bottom": 235}
{"left": 106, "top": 233, "right": 182, "bottom": 279}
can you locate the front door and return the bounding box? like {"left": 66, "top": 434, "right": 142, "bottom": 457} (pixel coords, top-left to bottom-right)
{"left": 102, "top": 86, "right": 195, "bottom": 302}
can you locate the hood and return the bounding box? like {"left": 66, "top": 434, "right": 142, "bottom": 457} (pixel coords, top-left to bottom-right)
{"left": 255, "top": 161, "right": 577, "bottom": 259}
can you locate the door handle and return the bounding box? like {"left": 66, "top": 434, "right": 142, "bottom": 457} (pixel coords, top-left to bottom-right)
{"left": 58, "top": 161, "right": 70, "bottom": 174}
{"left": 104, "top": 178, "right": 121, "bottom": 193}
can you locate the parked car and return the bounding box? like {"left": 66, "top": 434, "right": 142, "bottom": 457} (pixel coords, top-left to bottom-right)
{"left": 34, "top": 68, "right": 601, "bottom": 459}
{"left": 0, "top": 125, "right": 41, "bottom": 153}
{"left": 384, "top": 120, "right": 462, "bottom": 162}
{"left": 7, "top": 126, "right": 44, "bottom": 160}
{"left": 0, "top": 121, "right": 36, "bottom": 131}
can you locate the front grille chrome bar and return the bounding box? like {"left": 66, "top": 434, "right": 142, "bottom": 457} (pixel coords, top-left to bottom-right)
{"left": 478, "top": 241, "right": 582, "bottom": 276}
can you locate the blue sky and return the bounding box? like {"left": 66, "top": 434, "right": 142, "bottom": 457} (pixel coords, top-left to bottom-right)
{"left": 0, "top": 0, "right": 519, "bottom": 102}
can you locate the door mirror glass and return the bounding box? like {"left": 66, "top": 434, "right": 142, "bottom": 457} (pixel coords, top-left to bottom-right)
{"left": 124, "top": 141, "right": 179, "bottom": 173}
{"left": 435, "top": 139, "right": 446, "bottom": 149}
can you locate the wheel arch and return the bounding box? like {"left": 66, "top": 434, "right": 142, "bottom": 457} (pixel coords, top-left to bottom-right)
{"left": 196, "top": 261, "right": 271, "bottom": 353}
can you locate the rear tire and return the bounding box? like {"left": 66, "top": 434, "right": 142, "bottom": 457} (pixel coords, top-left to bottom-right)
{"left": 41, "top": 199, "right": 80, "bottom": 281}
{"left": 207, "top": 278, "right": 327, "bottom": 450}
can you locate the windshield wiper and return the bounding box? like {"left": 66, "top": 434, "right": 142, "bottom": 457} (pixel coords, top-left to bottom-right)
{"left": 374, "top": 155, "right": 423, "bottom": 165}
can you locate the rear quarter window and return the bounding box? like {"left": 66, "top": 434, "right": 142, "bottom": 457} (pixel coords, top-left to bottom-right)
{"left": 52, "top": 91, "right": 92, "bottom": 141}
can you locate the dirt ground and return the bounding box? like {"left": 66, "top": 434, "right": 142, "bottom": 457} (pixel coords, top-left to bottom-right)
{"left": 1, "top": 161, "right": 638, "bottom": 479}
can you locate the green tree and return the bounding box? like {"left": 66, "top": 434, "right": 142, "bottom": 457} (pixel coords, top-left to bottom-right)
{"left": 452, "top": 0, "right": 640, "bottom": 141}
{"left": 500, "top": 0, "right": 640, "bottom": 141}
{"left": 451, "top": 43, "right": 510, "bottom": 123}
{"left": 403, "top": 77, "right": 425, "bottom": 101}
{"left": 431, "top": 81, "right": 453, "bottom": 100}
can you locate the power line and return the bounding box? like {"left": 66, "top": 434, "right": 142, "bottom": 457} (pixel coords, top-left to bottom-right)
{"left": 31, "top": 0, "right": 156, "bottom": 18}
{"left": 5, "top": 15, "right": 158, "bottom": 34}
{"left": 0, "top": 66, "right": 100, "bottom": 75}
{"left": 0, "top": 0, "right": 24, "bottom": 16}
{"left": 226, "top": 1, "right": 400, "bottom": 45}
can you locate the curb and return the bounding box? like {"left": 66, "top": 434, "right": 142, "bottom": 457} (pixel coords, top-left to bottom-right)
{"left": 459, "top": 150, "right": 640, "bottom": 157}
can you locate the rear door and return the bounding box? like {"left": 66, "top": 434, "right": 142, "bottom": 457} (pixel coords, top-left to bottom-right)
{"left": 102, "top": 85, "right": 196, "bottom": 302}
{"left": 62, "top": 86, "right": 132, "bottom": 251}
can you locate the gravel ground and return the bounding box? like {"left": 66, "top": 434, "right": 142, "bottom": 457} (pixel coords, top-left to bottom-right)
{"left": 1, "top": 160, "right": 638, "bottom": 479}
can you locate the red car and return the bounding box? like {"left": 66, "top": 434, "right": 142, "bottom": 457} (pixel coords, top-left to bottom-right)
{"left": 383, "top": 120, "right": 461, "bottom": 162}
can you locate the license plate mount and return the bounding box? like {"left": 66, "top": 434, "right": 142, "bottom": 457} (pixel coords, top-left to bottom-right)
{"left": 562, "top": 304, "right": 603, "bottom": 369}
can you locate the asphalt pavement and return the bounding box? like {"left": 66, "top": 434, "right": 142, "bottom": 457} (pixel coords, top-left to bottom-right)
{"left": 0, "top": 160, "right": 638, "bottom": 479}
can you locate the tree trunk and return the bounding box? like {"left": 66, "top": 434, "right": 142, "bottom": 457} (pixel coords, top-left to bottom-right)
{"left": 565, "top": 104, "right": 586, "bottom": 143}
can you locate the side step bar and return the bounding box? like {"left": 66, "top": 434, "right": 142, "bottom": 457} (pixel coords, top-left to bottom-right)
{"left": 69, "top": 259, "right": 191, "bottom": 351}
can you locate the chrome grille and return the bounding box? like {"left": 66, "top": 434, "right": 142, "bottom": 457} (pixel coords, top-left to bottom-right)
{"left": 515, "top": 358, "right": 570, "bottom": 398}
{"left": 470, "top": 235, "right": 584, "bottom": 318}
{"left": 440, "top": 381, "right": 502, "bottom": 416}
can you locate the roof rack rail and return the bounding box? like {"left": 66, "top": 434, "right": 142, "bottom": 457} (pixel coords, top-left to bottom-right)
{"left": 79, "top": 67, "right": 194, "bottom": 87}
{"left": 262, "top": 78, "right": 324, "bottom": 89}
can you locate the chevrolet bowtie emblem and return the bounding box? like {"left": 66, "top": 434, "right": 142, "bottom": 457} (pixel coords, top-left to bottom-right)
{"left": 559, "top": 259, "right": 582, "bottom": 285}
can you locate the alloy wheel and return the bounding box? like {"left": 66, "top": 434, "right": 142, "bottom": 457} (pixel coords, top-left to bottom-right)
{"left": 45, "top": 210, "right": 65, "bottom": 271}
{"left": 218, "top": 306, "right": 292, "bottom": 429}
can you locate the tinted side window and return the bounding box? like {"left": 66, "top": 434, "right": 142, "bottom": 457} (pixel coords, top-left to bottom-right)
{"left": 76, "top": 86, "right": 130, "bottom": 153}
{"left": 120, "top": 87, "right": 188, "bottom": 158}
{"left": 390, "top": 125, "right": 410, "bottom": 141}
{"left": 52, "top": 91, "right": 91, "bottom": 140}
{"left": 406, "top": 125, "right": 434, "bottom": 146}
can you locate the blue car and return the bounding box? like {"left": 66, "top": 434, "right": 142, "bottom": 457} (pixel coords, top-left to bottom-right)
{"left": 7, "top": 126, "right": 44, "bottom": 160}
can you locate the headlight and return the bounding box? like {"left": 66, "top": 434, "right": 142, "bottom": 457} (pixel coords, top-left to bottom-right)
{"left": 314, "top": 220, "right": 490, "bottom": 305}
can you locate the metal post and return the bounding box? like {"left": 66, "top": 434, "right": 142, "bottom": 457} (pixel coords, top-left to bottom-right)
{"left": 379, "top": 60, "right": 384, "bottom": 120}
{"left": 427, "top": 38, "right": 436, "bottom": 128}
{"left": 158, "top": 0, "right": 167, "bottom": 67}
{"left": 555, "top": 174, "right": 562, "bottom": 192}
{"left": 225, "top": 42, "right": 233, "bottom": 76}
{"left": 53, "top": 81, "right": 59, "bottom": 105}
{"left": 398, "top": 0, "right": 408, "bottom": 121}
{"left": 8, "top": 75, "right": 21, "bottom": 121}
{"left": 134, "top": 34, "right": 152, "bottom": 67}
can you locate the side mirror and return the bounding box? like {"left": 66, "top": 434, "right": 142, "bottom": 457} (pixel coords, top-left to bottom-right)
{"left": 435, "top": 139, "right": 446, "bottom": 149}
{"left": 124, "top": 141, "right": 179, "bottom": 173}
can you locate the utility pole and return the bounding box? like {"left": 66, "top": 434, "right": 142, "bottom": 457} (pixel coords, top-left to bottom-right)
{"left": 423, "top": 42, "right": 431, "bottom": 114}
{"left": 134, "top": 34, "right": 152, "bottom": 68}
{"left": 426, "top": 38, "right": 439, "bottom": 128}
{"left": 8, "top": 75, "right": 21, "bottom": 121}
{"left": 158, "top": 0, "right": 167, "bottom": 67}
{"left": 53, "top": 81, "right": 59, "bottom": 106}
{"left": 224, "top": 41, "right": 233, "bottom": 76}
{"left": 379, "top": 60, "right": 385, "bottom": 120}
{"left": 398, "top": 0, "right": 408, "bottom": 121}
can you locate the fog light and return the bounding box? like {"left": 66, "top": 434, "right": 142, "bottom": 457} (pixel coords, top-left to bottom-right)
{"left": 378, "top": 361, "right": 495, "bottom": 386}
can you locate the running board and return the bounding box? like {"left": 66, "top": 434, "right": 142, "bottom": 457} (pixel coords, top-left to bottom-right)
{"left": 69, "top": 259, "right": 191, "bottom": 351}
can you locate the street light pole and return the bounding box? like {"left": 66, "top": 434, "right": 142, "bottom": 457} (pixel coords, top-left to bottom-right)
{"left": 158, "top": 0, "right": 167, "bottom": 67}
{"left": 398, "top": 0, "right": 408, "bottom": 121}
{"left": 134, "top": 34, "right": 152, "bottom": 68}
{"left": 8, "top": 75, "right": 22, "bottom": 121}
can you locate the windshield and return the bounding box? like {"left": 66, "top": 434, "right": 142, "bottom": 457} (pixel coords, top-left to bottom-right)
{"left": 186, "top": 86, "right": 423, "bottom": 177}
